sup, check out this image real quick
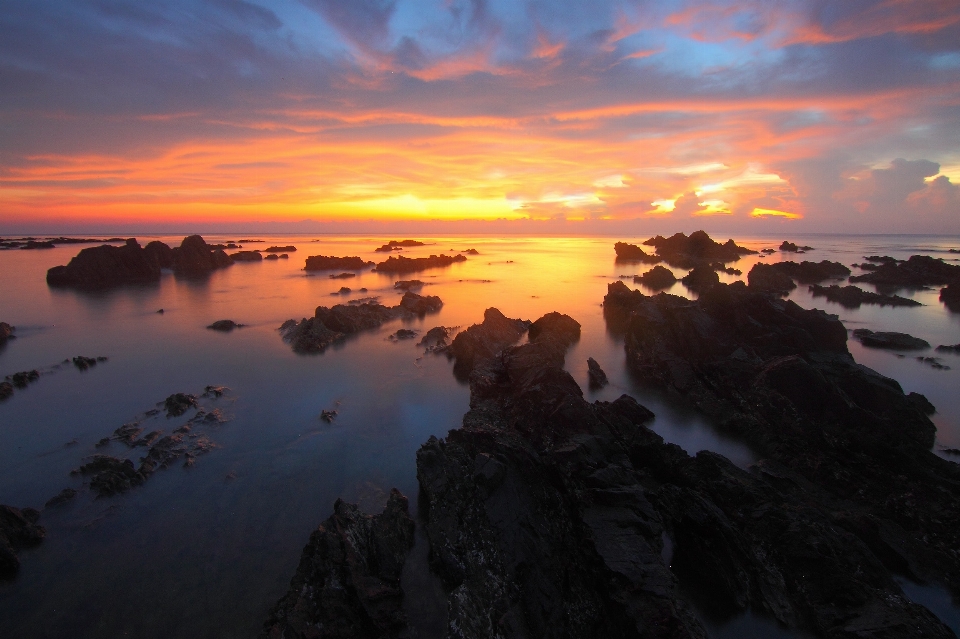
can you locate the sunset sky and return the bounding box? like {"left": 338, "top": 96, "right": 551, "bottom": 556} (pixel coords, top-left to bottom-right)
{"left": 2, "top": 0, "right": 959, "bottom": 233}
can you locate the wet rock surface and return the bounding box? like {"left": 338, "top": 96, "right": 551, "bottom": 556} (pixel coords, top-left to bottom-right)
{"left": 418, "top": 326, "right": 456, "bottom": 352}
{"left": 46, "top": 239, "right": 163, "bottom": 289}
{"left": 634, "top": 265, "right": 677, "bottom": 289}
{"left": 399, "top": 291, "right": 442, "bottom": 315}
{"left": 941, "top": 283, "right": 960, "bottom": 312}
{"left": 0, "top": 505, "right": 45, "bottom": 578}
{"left": 304, "top": 255, "right": 374, "bottom": 271}
{"left": 849, "top": 255, "right": 960, "bottom": 291}
{"left": 262, "top": 489, "right": 415, "bottom": 639}
{"left": 642, "top": 230, "right": 756, "bottom": 268}
{"left": 394, "top": 279, "right": 424, "bottom": 290}
{"left": 614, "top": 242, "right": 661, "bottom": 263}
{"left": 587, "top": 356, "right": 608, "bottom": 388}
{"left": 852, "top": 329, "right": 931, "bottom": 350}
{"left": 810, "top": 284, "right": 922, "bottom": 308}
{"left": 447, "top": 307, "right": 530, "bottom": 380}
{"left": 374, "top": 254, "right": 467, "bottom": 274}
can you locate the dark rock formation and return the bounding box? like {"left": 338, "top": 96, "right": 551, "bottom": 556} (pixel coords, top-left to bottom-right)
{"left": 0, "top": 505, "right": 44, "bottom": 578}
{"left": 44, "top": 488, "right": 77, "bottom": 508}
{"left": 852, "top": 329, "right": 931, "bottom": 350}
{"left": 164, "top": 393, "right": 198, "bottom": 417}
{"left": 72, "top": 356, "right": 106, "bottom": 370}
{"left": 264, "top": 245, "right": 296, "bottom": 253}
{"left": 390, "top": 329, "right": 417, "bottom": 340}
{"left": 71, "top": 456, "right": 144, "bottom": 496}
{"left": 633, "top": 265, "right": 677, "bottom": 289}
{"left": 0, "top": 322, "right": 12, "bottom": 344}
{"left": 642, "top": 230, "right": 756, "bottom": 268}
{"left": 47, "top": 239, "right": 163, "bottom": 289}
{"left": 230, "top": 251, "right": 263, "bottom": 262}
{"left": 810, "top": 284, "right": 921, "bottom": 308}
{"left": 10, "top": 370, "right": 39, "bottom": 388}
{"left": 330, "top": 272, "right": 356, "bottom": 279}
{"left": 374, "top": 254, "right": 467, "bottom": 274}
{"left": 262, "top": 490, "right": 415, "bottom": 639}
{"left": 780, "top": 241, "right": 814, "bottom": 252}
{"left": 375, "top": 239, "right": 425, "bottom": 252}
{"left": 0, "top": 382, "right": 12, "bottom": 401}
{"left": 680, "top": 266, "right": 720, "bottom": 292}
{"left": 281, "top": 295, "right": 443, "bottom": 353}
{"left": 172, "top": 235, "right": 232, "bottom": 276}
{"left": 747, "top": 262, "right": 797, "bottom": 295}
{"left": 21, "top": 240, "right": 56, "bottom": 249}
{"left": 304, "top": 255, "right": 374, "bottom": 271}
{"left": 418, "top": 326, "right": 455, "bottom": 352}
{"left": 941, "top": 283, "right": 960, "bottom": 312}
{"left": 143, "top": 240, "right": 174, "bottom": 268}
{"left": 394, "top": 279, "right": 424, "bottom": 290}
{"left": 320, "top": 409, "right": 337, "bottom": 423}
{"left": 464, "top": 248, "right": 480, "bottom": 255}
{"left": 614, "top": 242, "right": 661, "bottom": 263}
{"left": 936, "top": 343, "right": 960, "bottom": 353}
{"left": 748, "top": 261, "right": 851, "bottom": 295}
{"left": 265, "top": 254, "right": 279, "bottom": 261}
{"left": 528, "top": 311, "right": 580, "bottom": 344}
{"left": 587, "top": 357, "right": 608, "bottom": 388}
{"left": 849, "top": 255, "right": 960, "bottom": 291}
{"left": 336, "top": 287, "right": 351, "bottom": 294}
{"left": 447, "top": 308, "right": 530, "bottom": 379}
{"left": 206, "top": 320, "right": 243, "bottom": 332}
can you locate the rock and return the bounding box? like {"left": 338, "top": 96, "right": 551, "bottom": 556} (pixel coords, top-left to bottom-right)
{"left": 71, "top": 455, "right": 144, "bottom": 496}
{"left": 587, "top": 357, "right": 608, "bottom": 388}
{"left": 304, "top": 255, "right": 374, "bottom": 271}
{"left": 633, "top": 265, "right": 677, "bottom": 289}
{"left": 9, "top": 370, "right": 39, "bottom": 388}
{"left": 417, "top": 326, "right": 454, "bottom": 352}
{"left": 941, "top": 283, "right": 960, "bottom": 312}
{"left": 264, "top": 245, "right": 296, "bottom": 252}
{"left": 0, "top": 505, "right": 45, "bottom": 577}
{"left": 852, "top": 329, "right": 931, "bottom": 350}
{"left": 46, "top": 239, "right": 164, "bottom": 289}
{"left": 334, "top": 286, "right": 351, "bottom": 294}
{"left": 279, "top": 254, "right": 288, "bottom": 259}
{"left": 464, "top": 248, "right": 480, "bottom": 255}
{"left": 264, "top": 254, "right": 278, "bottom": 261}
{"left": 230, "top": 251, "right": 263, "bottom": 262}
{"left": 528, "top": 311, "right": 581, "bottom": 344}
{"left": 320, "top": 409, "right": 338, "bottom": 423}
{"left": 44, "top": 488, "right": 78, "bottom": 508}
{"left": 0, "top": 322, "right": 12, "bottom": 344}
{"left": 394, "top": 279, "right": 424, "bottom": 290}
{"left": 810, "top": 284, "right": 921, "bottom": 308}
{"left": 447, "top": 308, "right": 530, "bottom": 379}
{"left": 916, "top": 357, "right": 950, "bottom": 370}
{"left": 398, "top": 292, "right": 442, "bottom": 314}
{"left": 72, "top": 356, "right": 103, "bottom": 370}
{"left": 390, "top": 329, "right": 417, "bottom": 340}
{"left": 262, "top": 489, "right": 415, "bottom": 639}
{"left": 164, "top": 393, "right": 198, "bottom": 417}
{"left": 748, "top": 261, "right": 851, "bottom": 295}
{"left": 680, "top": 266, "right": 720, "bottom": 292}
{"left": 780, "top": 240, "right": 814, "bottom": 252}
{"left": 936, "top": 343, "right": 960, "bottom": 353}
{"left": 20, "top": 240, "right": 56, "bottom": 249}
{"left": 143, "top": 240, "right": 174, "bottom": 268}
{"left": 203, "top": 385, "right": 229, "bottom": 397}
{"left": 761, "top": 248, "right": 776, "bottom": 254}
{"left": 329, "top": 272, "right": 356, "bottom": 279}
{"left": 0, "top": 382, "right": 12, "bottom": 401}
{"left": 849, "top": 255, "right": 960, "bottom": 291}
{"left": 172, "top": 235, "right": 232, "bottom": 276}
{"left": 375, "top": 239, "right": 425, "bottom": 252}
{"left": 614, "top": 242, "right": 661, "bottom": 263}
{"left": 138, "top": 434, "right": 188, "bottom": 475}
{"left": 642, "top": 230, "right": 756, "bottom": 268}
{"left": 206, "top": 320, "right": 243, "bottom": 331}
{"left": 374, "top": 254, "right": 466, "bottom": 274}
{"left": 747, "top": 262, "right": 797, "bottom": 295}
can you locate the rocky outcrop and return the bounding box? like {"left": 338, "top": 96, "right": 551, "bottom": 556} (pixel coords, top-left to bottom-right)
{"left": 780, "top": 241, "right": 814, "bottom": 252}
{"left": 0, "top": 382, "right": 12, "bottom": 401}
{"left": 206, "top": 320, "right": 243, "bottom": 332}
{"left": 680, "top": 266, "right": 720, "bottom": 292}
{"left": 747, "top": 262, "right": 797, "bottom": 295}
{"left": 447, "top": 308, "right": 530, "bottom": 379}
{"left": 264, "top": 245, "right": 296, "bottom": 253}
{"left": 374, "top": 254, "right": 467, "bottom": 274}
{"left": 418, "top": 326, "right": 455, "bottom": 352}
{"left": 849, "top": 255, "right": 960, "bottom": 291}
{"left": 0, "top": 505, "right": 44, "bottom": 578}
{"left": 587, "top": 357, "right": 608, "bottom": 388}
{"left": 852, "top": 329, "right": 930, "bottom": 350}
{"left": 229, "top": 251, "right": 263, "bottom": 262}
{"left": 641, "top": 230, "right": 756, "bottom": 268}
{"left": 46, "top": 239, "right": 162, "bottom": 289}
{"left": 394, "top": 279, "right": 424, "bottom": 290}
{"left": 0, "top": 322, "right": 13, "bottom": 345}
{"left": 375, "top": 240, "right": 425, "bottom": 252}
{"left": 262, "top": 490, "right": 415, "bottom": 639}
{"left": 941, "top": 283, "right": 960, "bottom": 312}
{"left": 810, "top": 284, "right": 921, "bottom": 308}
{"left": 633, "top": 265, "right": 677, "bottom": 289}
{"left": 614, "top": 242, "right": 661, "bottom": 263}
{"left": 747, "top": 261, "right": 851, "bottom": 295}
{"left": 304, "top": 255, "right": 374, "bottom": 271}
{"left": 172, "top": 235, "right": 232, "bottom": 277}
{"left": 280, "top": 294, "right": 443, "bottom": 353}
{"left": 143, "top": 240, "right": 174, "bottom": 268}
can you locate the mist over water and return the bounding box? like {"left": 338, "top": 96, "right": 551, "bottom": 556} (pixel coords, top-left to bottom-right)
{"left": 1, "top": 233, "right": 958, "bottom": 637}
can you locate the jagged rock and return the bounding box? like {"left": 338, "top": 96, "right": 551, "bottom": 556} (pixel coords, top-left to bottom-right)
{"left": 810, "top": 284, "right": 921, "bottom": 308}
{"left": 44, "top": 489, "right": 78, "bottom": 508}
{"left": 614, "top": 242, "right": 661, "bottom": 263}
{"left": 374, "top": 254, "right": 466, "bottom": 274}
{"left": 10, "top": 370, "right": 39, "bottom": 388}
{"left": 634, "top": 265, "right": 677, "bottom": 289}
{"left": 46, "top": 239, "right": 163, "bottom": 289}
{"left": 394, "top": 279, "right": 424, "bottom": 290}
{"left": 72, "top": 456, "right": 144, "bottom": 496}
{"left": 399, "top": 292, "right": 442, "bottom": 314}
{"left": 164, "top": 393, "right": 198, "bottom": 417}
{"left": 375, "top": 239, "right": 425, "bottom": 252}
{"left": 262, "top": 490, "right": 415, "bottom": 639}
{"left": 447, "top": 308, "right": 530, "bottom": 379}
{"left": 747, "top": 263, "right": 797, "bottom": 295}
{"left": 206, "top": 320, "right": 243, "bottom": 331}
{"left": 230, "top": 251, "right": 263, "bottom": 262}
{"left": 418, "top": 326, "right": 454, "bottom": 352}
{"left": 0, "top": 505, "right": 44, "bottom": 578}
{"left": 680, "top": 266, "right": 720, "bottom": 292}
{"left": 587, "top": 357, "right": 608, "bottom": 388}
{"left": 320, "top": 409, "right": 338, "bottom": 423}
{"left": 642, "top": 230, "right": 756, "bottom": 268}
{"left": 172, "top": 235, "right": 232, "bottom": 276}
{"left": 780, "top": 241, "right": 814, "bottom": 252}
{"left": 304, "top": 255, "right": 374, "bottom": 271}
{"left": 465, "top": 248, "right": 480, "bottom": 255}
{"left": 941, "top": 283, "right": 960, "bottom": 312}
{"left": 852, "top": 329, "right": 931, "bottom": 350}
{"left": 528, "top": 311, "right": 581, "bottom": 344}
{"left": 849, "top": 255, "right": 960, "bottom": 291}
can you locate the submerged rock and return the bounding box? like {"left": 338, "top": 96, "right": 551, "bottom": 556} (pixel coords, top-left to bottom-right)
{"left": 0, "top": 505, "right": 44, "bottom": 578}
{"left": 9, "top": 370, "right": 39, "bottom": 388}
{"left": 373, "top": 253, "right": 466, "bottom": 274}
{"left": 262, "top": 489, "right": 415, "bottom": 639}
{"left": 329, "top": 272, "right": 356, "bottom": 279}
{"left": 304, "top": 255, "right": 374, "bottom": 271}
{"left": 390, "top": 329, "right": 418, "bottom": 340}
{"left": 72, "top": 356, "right": 106, "bottom": 370}
{"left": 206, "top": 320, "right": 243, "bottom": 331}
{"left": 46, "top": 239, "right": 163, "bottom": 289}
{"left": 44, "top": 488, "right": 77, "bottom": 509}
{"left": 633, "top": 265, "right": 677, "bottom": 289}
{"left": 614, "top": 241, "right": 661, "bottom": 263}
{"left": 810, "top": 284, "right": 921, "bottom": 308}
{"left": 71, "top": 455, "right": 144, "bottom": 496}
{"left": 852, "top": 329, "right": 931, "bottom": 350}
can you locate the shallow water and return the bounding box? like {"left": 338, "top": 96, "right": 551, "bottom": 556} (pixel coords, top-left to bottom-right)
{"left": 1, "top": 233, "right": 958, "bottom": 637}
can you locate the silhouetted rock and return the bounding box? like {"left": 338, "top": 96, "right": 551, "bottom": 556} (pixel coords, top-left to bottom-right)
{"left": 47, "top": 239, "right": 162, "bottom": 289}
{"left": 44, "top": 488, "right": 77, "bottom": 508}
{"left": 265, "top": 253, "right": 279, "bottom": 261}
{"left": 329, "top": 272, "right": 355, "bottom": 279}
{"left": 230, "top": 251, "right": 262, "bottom": 262}
{"left": 72, "top": 356, "right": 105, "bottom": 370}
{"left": 71, "top": 455, "right": 144, "bottom": 496}
{"left": 748, "top": 261, "right": 851, "bottom": 295}
{"left": 850, "top": 255, "right": 960, "bottom": 291}
{"left": 447, "top": 308, "right": 530, "bottom": 378}
{"left": 0, "top": 382, "right": 12, "bottom": 401}
{"left": 747, "top": 262, "right": 797, "bottom": 295}
{"left": 941, "top": 283, "right": 960, "bottom": 312}
{"left": 335, "top": 287, "right": 351, "bottom": 294}
{"left": 680, "top": 265, "right": 720, "bottom": 292}
{"left": 9, "top": 370, "right": 39, "bottom": 388}
{"left": 374, "top": 254, "right": 466, "bottom": 274}
{"left": 304, "top": 255, "right": 374, "bottom": 271}
{"left": 394, "top": 279, "right": 424, "bottom": 290}
{"left": 390, "top": 329, "right": 417, "bottom": 340}
{"left": 417, "top": 326, "right": 454, "bottom": 352}
{"left": 852, "top": 329, "right": 931, "bottom": 350}
{"left": 464, "top": 248, "right": 480, "bottom": 255}
{"left": 780, "top": 240, "right": 814, "bottom": 252}
{"left": 21, "top": 240, "right": 55, "bottom": 249}
{"left": 320, "top": 409, "right": 337, "bottom": 423}
{"left": 0, "top": 505, "right": 44, "bottom": 578}
{"left": 0, "top": 322, "right": 12, "bottom": 344}
{"left": 810, "top": 284, "right": 921, "bottom": 308}
{"left": 264, "top": 245, "right": 296, "bottom": 253}
{"left": 398, "top": 292, "right": 442, "bottom": 314}
{"left": 143, "top": 240, "right": 174, "bottom": 268}
{"left": 172, "top": 235, "right": 232, "bottom": 276}
{"left": 614, "top": 241, "right": 661, "bottom": 263}
{"left": 164, "top": 393, "right": 198, "bottom": 417}
{"left": 587, "top": 357, "right": 608, "bottom": 388}
{"left": 633, "top": 265, "right": 677, "bottom": 289}
{"left": 375, "top": 239, "right": 425, "bottom": 252}
{"left": 528, "top": 311, "right": 581, "bottom": 344}
{"left": 936, "top": 343, "right": 960, "bottom": 353}
{"left": 642, "top": 230, "right": 756, "bottom": 268}
{"left": 206, "top": 320, "right": 243, "bottom": 332}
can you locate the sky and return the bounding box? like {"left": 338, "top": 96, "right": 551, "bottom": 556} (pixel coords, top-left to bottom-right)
{"left": 1, "top": 0, "right": 959, "bottom": 234}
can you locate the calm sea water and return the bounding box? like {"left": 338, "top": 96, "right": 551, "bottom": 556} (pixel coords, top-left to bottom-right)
{"left": 1, "top": 234, "right": 958, "bottom": 638}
